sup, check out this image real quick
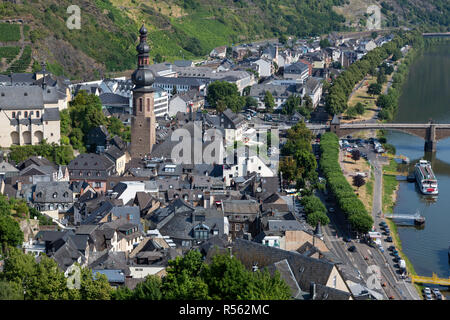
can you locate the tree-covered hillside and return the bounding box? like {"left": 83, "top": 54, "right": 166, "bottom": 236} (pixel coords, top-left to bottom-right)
{"left": 0, "top": 0, "right": 447, "bottom": 80}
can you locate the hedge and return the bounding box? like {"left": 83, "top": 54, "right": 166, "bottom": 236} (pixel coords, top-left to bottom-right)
{"left": 319, "top": 132, "right": 373, "bottom": 234}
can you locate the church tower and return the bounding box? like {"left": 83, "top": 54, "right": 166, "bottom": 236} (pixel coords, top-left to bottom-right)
{"left": 130, "top": 25, "right": 156, "bottom": 159}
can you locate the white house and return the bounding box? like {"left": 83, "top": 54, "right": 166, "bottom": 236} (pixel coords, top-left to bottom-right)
{"left": 253, "top": 58, "right": 273, "bottom": 78}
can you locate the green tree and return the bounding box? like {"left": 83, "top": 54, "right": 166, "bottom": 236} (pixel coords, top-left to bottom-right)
{"left": 216, "top": 100, "right": 227, "bottom": 113}
{"left": 354, "top": 102, "right": 365, "bottom": 115}
{"left": 161, "top": 250, "right": 209, "bottom": 300}
{"left": 346, "top": 107, "right": 357, "bottom": 118}
{"left": 0, "top": 215, "right": 23, "bottom": 248}
{"left": 245, "top": 96, "right": 258, "bottom": 109}
{"left": 263, "top": 91, "right": 275, "bottom": 112}
{"left": 279, "top": 156, "right": 298, "bottom": 185}
{"left": 319, "top": 38, "right": 331, "bottom": 48}
{"left": 367, "top": 83, "right": 382, "bottom": 95}
{"left": 201, "top": 254, "right": 290, "bottom": 300}
{"left": 154, "top": 53, "right": 164, "bottom": 63}
{"left": 282, "top": 95, "right": 301, "bottom": 115}
{"left": 206, "top": 81, "right": 240, "bottom": 109}
{"left": 0, "top": 281, "right": 24, "bottom": 300}
{"left": 306, "top": 211, "right": 330, "bottom": 227}
{"left": 353, "top": 175, "right": 366, "bottom": 189}
{"left": 131, "top": 275, "right": 162, "bottom": 300}
{"left": 278, "top": 34, "right": 288, "bottom": 45}
{"left": 79, "top": 268, "right": 113, "bottom": 300}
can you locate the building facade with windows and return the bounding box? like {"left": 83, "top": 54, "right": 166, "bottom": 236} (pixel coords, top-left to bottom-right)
{"left": 0, "top": 86, "right": 61, "bottom": 147}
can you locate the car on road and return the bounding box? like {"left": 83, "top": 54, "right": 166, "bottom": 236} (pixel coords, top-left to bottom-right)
{"left": 328, "top": 207, "right": 335, "bottom": 213}
{"left": 386, "top": 236, "right": 393, "bottom": 242}
{"left": 348, "top": 245, "right": 357, "bottom": 252}
{"left": 423, "top": 287, "right": 431, "bottom": 295}
{"left": 432, "top": 288, "right": 442, "bottom": 299}
{"left": 424, "top": 293, "right": 433, "bottom": 300}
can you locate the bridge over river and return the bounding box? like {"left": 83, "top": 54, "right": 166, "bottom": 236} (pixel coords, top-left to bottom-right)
{"left": 252, "top": 117, "right": 450, "bottom": 152}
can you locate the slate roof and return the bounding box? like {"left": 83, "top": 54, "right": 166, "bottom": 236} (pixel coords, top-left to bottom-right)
{"left": 0, "top": 86, "right": 44, "bottom": 109}
{"left": 229, "top": 238, "right": 337, "bottom": 292}
{"left": 150, "top": 121, "right": 220, "bottom": 163}
{"left": 68, "top": 153, "right": 115, "bottom": 180}
{"left": 34, "top": 181, "right": 73, "bottom": 203}
{"left": 310, "top": 283, "right": 351, "bottom": 300}
{"left": 52, "top": 239, "right": 84, "bottom": 271}
{"left": 266, "top": 259, "right": 305, "bottom": 299}
{"left": 110, "top": 206, "right": 142, "bottom": 231}
{"left": 82, "top": 200, "right": 115, "bottom": 224}
{"left": 158, "top": 208, "right": 225, "bottom": 242}
{"left": 92, "top": 269, "right": 125, "bottom": 283}
{"left": 42, "top": 107, "right": 61, "bottom": 121}
{"left": 18, "top": 156, "right": 56, "bottom": 170}
{"left": 284, "top": 61, "right": 309, "bottom": 74}
{"left": 99, "top": 93, "right": 129, "bottom": 106}
{"left": 104, "top": 145, "right": 125, "bottom": 161}
{"left": 154, "top": 76, "right": 204, "bottom": 87}
{"left": 221, "top": 109, "right": 246, "bottom": 128}
{"left": 222, "top": 200, "right": 260, "bottom": 214}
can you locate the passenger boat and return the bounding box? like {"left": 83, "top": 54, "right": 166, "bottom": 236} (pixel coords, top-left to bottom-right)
{"left": 414, "top": 160, "right": 438, "bottom": 195}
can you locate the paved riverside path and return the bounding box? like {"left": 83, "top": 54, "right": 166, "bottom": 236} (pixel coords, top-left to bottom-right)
{"left": 369, "top": 158, "right": 421, "bottom": 300}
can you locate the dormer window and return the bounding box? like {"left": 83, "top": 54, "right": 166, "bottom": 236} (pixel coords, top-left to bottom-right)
{"left": 52, "top": 192, "right": 58, "bottom": 198}
{"left": 194, "top": 223, "right": 209, "bottom": 240}
{"left": 63, "top": 192, "right": 68, "bottom": 198}
{"left": 12, "top": 112, "right": 15, "bottom": 118}
{"left": 24, "top": 92, "right": 28, "bottom": 96}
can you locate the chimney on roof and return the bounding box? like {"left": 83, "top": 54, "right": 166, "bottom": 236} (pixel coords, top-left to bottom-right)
{"left": 126, "top": 214, "right": 130, "bottom": 221}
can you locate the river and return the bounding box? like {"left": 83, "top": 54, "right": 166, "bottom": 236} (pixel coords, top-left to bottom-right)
{"left": 385, "top": 43, "right": 450, "bottom": 297}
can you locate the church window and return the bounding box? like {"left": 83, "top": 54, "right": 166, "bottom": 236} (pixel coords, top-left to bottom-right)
{"left": 139, "top": 98, "right": 143, "bottom": 112}
{"left": 147, "top": 98, "right": 150, "bottom": 112}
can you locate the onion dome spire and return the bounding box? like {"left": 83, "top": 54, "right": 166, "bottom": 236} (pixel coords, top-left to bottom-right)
{"left": 132, "top": 24, "right": 154, "bottom": 88}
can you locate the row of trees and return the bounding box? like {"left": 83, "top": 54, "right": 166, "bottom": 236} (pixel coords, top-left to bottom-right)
{"left": 61, "top": 90, "right": 130, "bottom": 153}
{"left": 0, "top": 248, "right": 112, "bottom": 300}
{"left": 300, "top": 195, "right": 330, "bottom": 227}
{"left": 319, "top": 133, "right": 373, "bottom": 234}
{"left": 114, "top": 250, "right": 291, "bottom": 300}
{"left": 0, "top": 248, "right": 291, "bottom": 300}
{"left": 377, "top": 36, "right": 425, "bottom": 121}
{"left": 325, "top": 30, "right": 424, "bottom": 116}
{"left": 9, "top": 140, "right": 74, "bottom": 165}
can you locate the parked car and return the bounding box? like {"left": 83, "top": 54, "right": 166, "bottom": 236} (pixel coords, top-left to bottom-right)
{"left": 432, "top": 288, "right": 442, "bottom": 298}
{"left": 386, "top": 236, "right": 393, "bottom": 242}
{"left": 388, "top": 246, "right": 396, "bottom": 251}
{"left": 343, "top": 237, "right": 351, "bottom": 243}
